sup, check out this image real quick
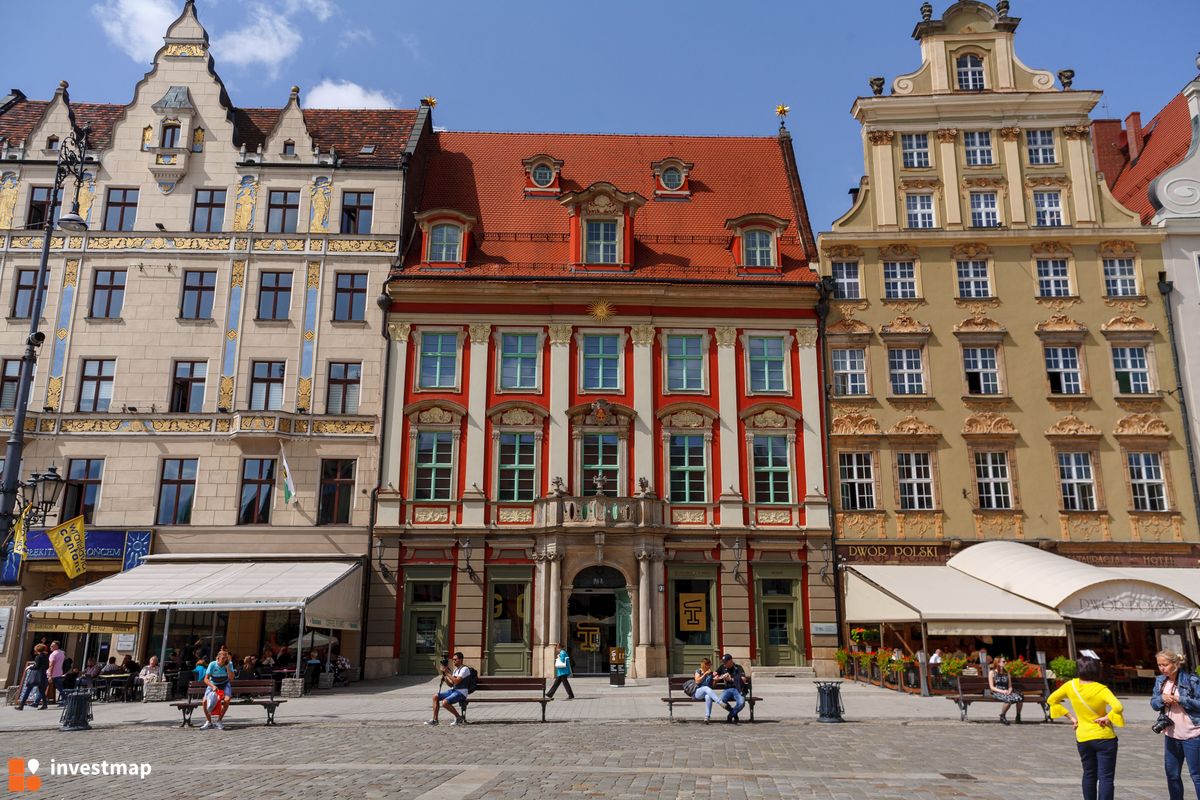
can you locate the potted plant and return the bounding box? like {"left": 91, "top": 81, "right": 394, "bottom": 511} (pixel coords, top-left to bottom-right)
{"left": 1005, "top": 656, "right": 1040, "bottom": 679}
{"left": 875, "top": 649, "right": 894, "bottom": 685}
{"left": 939, "top": 655, "right": 968, "bottom": 679}
{"left": 855, "top": 651, "right": 874, "bottom": 682}
{"left": 835, "top": 648, "right": 851, "bottom": 677}
{"left": 1049, "top": 656, "right": 1076, "bottom": 686}
{"left": 849, "top": 627, "right": 878, "bottom": 648}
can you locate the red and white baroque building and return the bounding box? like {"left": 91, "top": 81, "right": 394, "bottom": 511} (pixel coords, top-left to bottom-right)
{"left": 371, "top": 126, "right": 838, "bottom": 680}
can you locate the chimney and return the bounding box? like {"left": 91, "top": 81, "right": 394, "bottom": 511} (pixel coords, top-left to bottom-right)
{"left": 1125, "top": 112, "right": 1143, "bottom": 162}
{"left": 1090, "top": 119, "right": 1128, "bottom": 189}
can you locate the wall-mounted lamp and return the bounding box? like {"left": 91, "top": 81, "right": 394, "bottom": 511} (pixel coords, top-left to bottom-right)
{"left": 374, "top": 537, "right": 394, "bottom": 583}
{"left": 726, "top": 537, "right": 743, "bottom": 578}
{"left": 459, "top": 537, "right": 478, "bottom": 581}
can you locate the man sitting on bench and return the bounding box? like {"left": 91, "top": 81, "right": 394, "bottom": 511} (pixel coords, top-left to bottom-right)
{"left": 714, "top": 653, "right": 748, "bottom": 724}
{"left": 426, "top": 652, "right": 471, "bottom": 727}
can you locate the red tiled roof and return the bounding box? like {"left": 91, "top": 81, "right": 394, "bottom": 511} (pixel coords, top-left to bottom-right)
{"left": 397, "top": 131, "right": 818, "bottom": 283}
{"left": 0, "top": 97, "right": 417, "bottom": 167}
{"left": 1110, "top": 94, "right": 1193, "bottom": 223}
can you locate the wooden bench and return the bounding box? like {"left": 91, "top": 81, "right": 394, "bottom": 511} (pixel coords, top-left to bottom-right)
{"left": 454, "top": 676, "right": 550, "bottom": 723}
{"left": 171, "top": 680, "right": 286, "bottom": 727}
{"left": 949, "top": 675, "right": 1050, "bottom": 722}
{"left": 661, "top": 675, "right": 762, "bottom": 722}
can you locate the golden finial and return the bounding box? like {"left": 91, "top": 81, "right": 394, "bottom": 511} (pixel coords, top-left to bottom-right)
{"left": 776, "top": 104, "right": 790, "bottom": 119}
{"left": 421, "top": 96, "right": 438, "bottom": 108}
{"left": 587, "top": 300, "right": 615, "bottom": 322}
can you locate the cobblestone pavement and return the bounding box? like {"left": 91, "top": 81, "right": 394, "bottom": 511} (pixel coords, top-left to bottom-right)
{"left": 2, "top": 679, "right": 1172, "bottom": 799}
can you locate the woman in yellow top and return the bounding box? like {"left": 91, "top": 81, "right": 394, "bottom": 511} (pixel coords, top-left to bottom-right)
{"left": 1047, "top": 656, "right": 1125, "bottom": 800}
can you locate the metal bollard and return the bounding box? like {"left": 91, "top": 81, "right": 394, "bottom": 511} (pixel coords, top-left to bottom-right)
{"left": 59, "top": 688, "right": 92, "bottom": 732}
{"left": 814, "top": 680, "right": 845, "bottom": 723}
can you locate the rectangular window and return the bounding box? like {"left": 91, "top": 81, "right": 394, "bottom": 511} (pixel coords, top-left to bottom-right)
{"left": 832, "top": 348, "right": 867, "bottom": 396}
{"left": 1057, "top": 452, "right": 1096, "bottom": 511}
{"left": 266, "top": 190, "right": 300, "bottom": 233}
{"left": 838, "top": 452, "right": 874, "bottom": 511}
{"left": 340, "top": 191, "right": 373, "bottom": 234}
{"left": 26, "top": 186, "right": 61, "bottom": 229}
{"left": 905, "top": 193, "right": 935, "bottom": 228}
{"left": 963, "top": 347, "right": 1000, "bottom": 395}
{"left": 318, "top": 458, "right": 356, "bottom": 525}
{"left": 1034, "top": 191, "right": 1063, "bottom": 227}
{"left": 669, "top": 434, "right": 707, "bottom": 504}
{"left": 89, "top": 269, "right": 126, "bottom": 318}
{"left": 63, "top": 458, "right": 104, "bottom": 524}
{"left": 1112, "top": 346, "right": 1151, "bottom": 394}
{"left": 1103, "top": 258, "right": 1138, "bottom": 297}
{"left": 748, "top": 336, "right": 786, "bottom": 392}
{"left": 180, "top": 270, "right": 216, "bottom": 319}
{"left": 103, "top": 188, "right": 139, "bottom": 231}
{"left": 249, "top": 360, "right": 285, "bottom": 411}
{"left": 582, "top": 333, "right": 620, "bottom": 390}
{"left": 414, "top": 431, "right": 453, "bottom": 501}
{"left": 78, "top": 358, "right": 115, "bottom": 412}
{"left": 582, "top": 432, "right": 620, "bottom": 496}
{"left": 333, "top": 272, "right": 367, "bottom": 321}
{"left": 191, "top": 189, "right": 226, "bottom": 233}
{"left": 831, "top": 261, "right": 861, "bottom": 300}
{"left": 238, "top": 458, "right": 275, "bottom": 524}
{"left": 963, "top": 131, "right": 993, "bottom": 166}
{"left": 974, "top": 451, "right": 1012, "bottom": 510}
{"left": 11, "top": 268, "right": 49, "bottom": 319}
{"left": 896, "top": 452, "right": 935, "bottom": 510}
{"left": 1128, "top": 452, "right": 1167, "bottom": 512}
{"left": 888, "top": 347, "right": 925, "bottom": 395}
{"left": 326, "top": 362, "right": 361, "bottom": 414}
{"left": 665, "top": 334, "right": 704, "bottom": 391}
{"left": 157, "top": 458, "right": 198, "bottom": 525}
{"left": 497, "top": 433, "right": 536, "bottom": 502}
{"left": 500, "top": 333, "right": 540, "bottom": 390}
{"left": 1044, "top": 346, "right": 1083, "bottom": 395}
{"left": 429, "top": 224, "right": 461, "bottom": 262}
{"left": 752, "top": 435, "right": 791, "bottom": 504}
{"left": 969, "top": 192, "right": 999, "bottom": 227}
{"left": 900, "top": 133, "right": 930, "bottom": 169}
{"left": 956, "top": 259, "right": 991, "bottom": 298}
{"left": 883, "top": 261, "right": 918, "bottom": 299}
{"left": 257, "top": 271, "right": 292, "bottom": 320}
{"left": 585, "top": 219, "right": 618, "bottom": 264}
{"left": 418, "top": 332, "right": 458, "bottom": 389}
{"left": 743, "top": 230, "right": 774, "bottom": 267}
{"left": 1027, "top": 129, "right": 1056, "bottom": 165}
{"left": 0, "top": 359, "right": 20, "bottom": 410}
{"left": 1036, "top": 259, "right": 1071, "bottom": 297}
{"left": 170, "top": 360, "right": 207, "bottom": 412}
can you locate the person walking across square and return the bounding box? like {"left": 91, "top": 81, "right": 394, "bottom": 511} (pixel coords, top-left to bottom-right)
{"left": 546, "top": 644, "right": 574, "bottom": 700}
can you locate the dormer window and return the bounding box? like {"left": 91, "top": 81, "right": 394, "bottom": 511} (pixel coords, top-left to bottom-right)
{"left": 46, "top": 136, "right": 59, "bottom": 151}
{"left": 359, "top": 144, "right": 376, "bottom": 155}
{"left": 560, "top": 182, "right": 646, "bottom": 270}
{"left": 956, "top": 54, "right": 986, "bottom": 91}
{"left": 725, "top": 213, "right": 788, "bottom": 272}
{"left": 282, "top": 139, "right": 296, "bottom": 157}
{"left": 523, "top": 154, "right": 564, "bottom": 195}
{"left": 161, "top": 123, "right": 180, "bottom": 149}
{"left": 415, "top": 208, "right": 477, "bottom": 267}
{"left": 744, "top": 230, "right": 774, "bottom": 267}
{"left": 430, "top": 224, "right": 462, "bottom": 262}
{"left": 585, "top": 220, "right": 618, "bottom": 264}
{"left": 662, "top": 168, "right": 683, "bottom": 190}
{"left": 531, "top": 163, "right": 554, "bottom": 188}
{"left": 651, "top": 158, "right": 693, "bottom": 198}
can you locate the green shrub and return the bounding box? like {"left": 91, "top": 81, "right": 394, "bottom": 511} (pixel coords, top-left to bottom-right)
{"left": 1049, "top": 656, "right": 1076, "bottom": 680}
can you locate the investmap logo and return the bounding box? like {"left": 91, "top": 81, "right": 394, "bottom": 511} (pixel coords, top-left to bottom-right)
{"left": 7, "top": 759, "right": 40, "bottom": 793}
{"left": 6, "top": 757, "right": 152, "bottom": 791}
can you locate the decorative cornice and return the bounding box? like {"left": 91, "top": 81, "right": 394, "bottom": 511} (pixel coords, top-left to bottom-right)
{"left": 825, "top": 318, "right": 874, "bottom": 337}
{"left": 999, "top": 127, "right": 1021, "bottom": 142}
{"left": 1098, "top": 240, "right": 1138, "bottom": 258}
{"left": 962, "top": 412, "right": 1018, "bottom": 438}
{"left": 1100, "top": 314, "right": 1156, "bottom": 335}
{"left": 885, "top": 415, "right": 940, "bottom": 438}
{"left": 951, "top": 242, "right": 992, "bottom": 260}
{"left": 1062, "top": 124, "right": 1091, "bottom": 141}
{"left": 1031, "top": 241, "right": 1073, "bottom": 257}
{"left": 879, "top": 243, "right": 919, "bottom": 261}
{"left": 953, "top": 315, "right": 1006, "bottom": 335}
{"left": 714, "top": 327, "right": 738, "bottom": 348}
{"left": 823, "top": 244, "right": 863, "bottom": 261}
{"left": 867, "top": 130, "right": 895, "bottom": 145}
{"left": 935, "top": 128, "right": 958, "bottom": 144}
{"left": 831, "top": 412, "right": 881, "bottom": 437}
{"left": 879, "top": 315, "right": 930, "bottom": 337}
{"left": 1034, "top": 314, "right": 1088, "bottom": 336}
{"left": 897, "top": 178, "right": 943, "bottom": 198}
{"left": 1045, "top": 414, "right": 1101, "bottom": 439}
{"left": 1113, "top": 413, "right": 1171, "bottom": 439}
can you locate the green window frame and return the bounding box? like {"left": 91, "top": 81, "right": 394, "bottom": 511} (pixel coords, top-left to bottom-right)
{"left": 582, "top": 433, "right": 619, "bottom": 496}
{"left": 666, "top": 334, "right": 704, "bottom": 391}
{"left": 582, "top": 333, "right": 620, "bottom": 390}
{"left": 418, "top": 332, "right": 458, "bottom": 389}
{"left": 414, "top": 431, "right": 454, "bottom": 500}
{"left": 748, "top": 336, "right": 786, "bottom": 392}
{"left": 752, "top": 435, "right": 791, "bottom": 504}
{"left": 497, "top": 432, "right": 537, "bottom": 502}
{"left": 669, "top": 434, "right": 707, "bottom": 504}
{"left": 500, "top": 333, "right": 539, "bottom": 390}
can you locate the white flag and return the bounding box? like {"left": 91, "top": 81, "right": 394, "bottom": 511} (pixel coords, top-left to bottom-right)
{"left": 279, "top": 442, "right": 296, "bottom": 505}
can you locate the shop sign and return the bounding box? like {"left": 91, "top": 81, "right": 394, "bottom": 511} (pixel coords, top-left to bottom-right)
{"left": 1, "top": 529, "right": 151, "bottom": 585}
{"left": 837, "top": 544, "right": 947, "bottom": 565}
{"left": 678, "top": 593, "right": 707, "bottom": 631}
{"left": 1066, "top": 581, "right": 1195, "bottom": 622}
{"left": 1063, "top": 551, "right": 1200, "bottom": 568}
{"left": 811, "top": 622, "right": 838, "bottom": 636}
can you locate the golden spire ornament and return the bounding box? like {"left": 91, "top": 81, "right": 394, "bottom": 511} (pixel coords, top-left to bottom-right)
{"left": 776, "top": 104, "right": 790, "bottom": 131}
{"left": 421, "top": 96, "right": 438, "bottom": 108}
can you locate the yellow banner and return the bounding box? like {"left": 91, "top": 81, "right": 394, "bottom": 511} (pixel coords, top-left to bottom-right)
{"left": 11, "top": 502, "right": 32, "bottom": 559}
{"left": 46, "top": 515, "right": 87, "bottom": 578}
{"left": 678, "top": 593, "right": 707, "bottom": 632}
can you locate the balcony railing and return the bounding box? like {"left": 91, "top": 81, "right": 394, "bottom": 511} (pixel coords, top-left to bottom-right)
{"left": 533, "top": 494, "right": 667, "bottom": 530}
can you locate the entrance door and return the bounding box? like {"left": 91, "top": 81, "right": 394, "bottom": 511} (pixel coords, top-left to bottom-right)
{"left": 757, "top": 575, "right": 804, "bottom": 667}
{"left": 401, "top": 571, "right": 450, "bottom": 675}
{"left": 405, "top": 611, "right": 443, "bottom": 675}
{"left": 762, "top": 603, "right": 795, "bottom": 666}
{"left": 567, "top": 566, "right": 627, "bottom": 675}
{"left": 669, "top": 575, "right": 716, "bottom": 674}
{"left": 488, "top": 580, "right": 531, "bottom": 675}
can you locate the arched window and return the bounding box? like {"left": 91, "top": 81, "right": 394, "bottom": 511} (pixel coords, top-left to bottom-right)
{"left": 429, "top": 223, "right": 462, "bottom": 262}
{"left": 743, "top": 229, "right": 774, "bottom": 267}
{"left": 530, "top": 163, "right": 554, "bottom": 188}
{"left": 956, "top": 54, "right": 985, "bottom": 91}
{"left": 661, "top": 167, "right": 684, "bottom": 191}
{"left": 160, "top": 123, "right": 180, "bottom": 149}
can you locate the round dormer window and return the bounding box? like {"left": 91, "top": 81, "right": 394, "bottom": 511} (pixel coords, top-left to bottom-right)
{"left": 531, "top": 163, "right": 554, "bottom": 187}
{"left": 661, "top": 167, "right": 684, "bottom": 190}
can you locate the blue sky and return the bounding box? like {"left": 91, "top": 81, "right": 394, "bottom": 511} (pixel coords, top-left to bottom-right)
{"left": 3, "top": 0, "right": 1197, "bottom": 232}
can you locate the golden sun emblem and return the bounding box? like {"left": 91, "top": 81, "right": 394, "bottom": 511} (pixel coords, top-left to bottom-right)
{"left": 776, "top": 104, "right": 790, "bottom": 118}
{"left": 588, "top": 300, "right": 615, "bottom": 321}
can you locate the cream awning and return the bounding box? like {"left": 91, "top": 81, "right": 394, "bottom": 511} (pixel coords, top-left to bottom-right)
{"left": 949, "top": 542, "right": 1198, "bottom": 622}
{"left": 845, "top": 565, "right": 1067, "bottom": 637}
{"left": 29, "top": 556, "right": 364, "bottom": 630}
{"left": 1118, "top": 568, "right": 1200, "bottom": 614}
{"left": 28, "top": 612, "right": 141, "bottom": 634}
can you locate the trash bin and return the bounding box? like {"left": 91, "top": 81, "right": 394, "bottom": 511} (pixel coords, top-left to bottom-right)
{"left": 59, "top": 688, "right": 92, "bottom": 732}
{"left": 814, "top": 680, "right": 844, "bottom": 723}
{"left": 608, "top": 647, "right": 626, "bottom": 687}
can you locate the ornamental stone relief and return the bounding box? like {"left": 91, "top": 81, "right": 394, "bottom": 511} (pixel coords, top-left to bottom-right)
{"left": 1129, "top": 513, "right": 1181, "bottom": 543}
{"left": 498, "top": 508, "right": 534, "bottom": 524}
{"left": 961, "top": 412, "right": 1017, "bottom": 437}
{"left": 388, "top": 322, "right": 412, "bottom": 342}
{"left": 794, "top": 327, "right": 818, "bottom": 348}
{"left": 749, "top": 410, "right": 789, "bottom": 429}
{"left": 1035, "top": 314, "right": 1088, "bottom": 335}
{"left": 417, "top": 407, "right": 456, "bottom": 424}
{"left": 1101, "top": 314, "right": 1156, "bottom": 334}
{"left": 1063, "top": 125, "right": 1091, "bottom": 140}
{"left": 823, "top": 245, "right": 862, "bottom": 260}
{"left": 878, "top": 243, "right": 918, "bottom": 261}
{"left": 953, "top": 315, "right": 1005, "bottom": 334}
{"left": 896, "top": 512, "right": 944, "bottom": 540}
{"left": 548, "top": 324, "right": 572, "bottom": 345}
{"left": 885, "top": 416, "right": 939, "bottom": 437}
{"left": 500, "top": 408, "right": 536, "bottom": 426}
{"left": 866, "top": 130, "right": 895, "bottom": 145}
{"left": 668, "top": 410, "right": 707, "bottom": 428}
{"left": 973, "top": 511, "right": 1024, "bottom": 541}
{"left": 951, "top": 242, "right": 991, "bottom": 260}
{"left": 327, "top": 239, "right": 395, "bottom": 253}
{"left": 1059, "top": 512, "right": 1111, "bottom": 543}
{"left": 999, "top": 127, "right": 1021, "bottom": 142}
{"left": 714, "top": 327, "right": 738, "bottom": 347}
{"left": 1044, "top": 414, "right": 1101, "bottom": 438}
{"left": 414, "top": 508, "right": 450, "bottom": 524}
{"left": 826, "top": 318, "right": 874, "bottom": 337}
{"left": 831, "top": 412, "right": 881, "bottom": 437}
{"left": 1113, "top": 413, "right": 1170, "bottom": 438}
{"left": 1099, "top": 240, "right": 1138, "bottom": 258}
{"left": 837, "top": 512, "right": 885, "bottom": 540}
{"left": 880, "top": 315, "right": 930, "bottom": 336}
{"left": 935, "top": 128, "right": 959, "bottom": 144}
{"left": 756, "top": 509, "right": 792, "bottom": 525}
{"left": 630, "top": 324, "right": 655, "bottom": 346}
{"left": 1031, "top": 241, "right": 1073, "bottom": 257}
{"left": 468, "top": 323, "right": 492, "bottom": 343}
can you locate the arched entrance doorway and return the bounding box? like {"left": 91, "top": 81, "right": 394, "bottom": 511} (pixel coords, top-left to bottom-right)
{"left": 567, "top": 566, "right": 632, "bottom": 675}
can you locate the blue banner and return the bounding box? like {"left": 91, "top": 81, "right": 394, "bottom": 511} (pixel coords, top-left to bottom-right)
{"left": 1, "top": 529, "right": 151, "bottom": 584}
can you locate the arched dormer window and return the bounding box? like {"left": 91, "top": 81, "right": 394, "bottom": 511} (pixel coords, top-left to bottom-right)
{"left": 651, "top": 157, "right": 694, "bottom": 198}
{"left": 956, "top": 54, "right": 986, "bottom": 91}
{"left": 559, "top": 183, "right": 647, "bottom": 271}
{"left": 415, "top": 208, "right": 477, "bottom": 267}
{"left": 725, "top": 213, "right": 789, "bottom": 273}
{"left": 160, "top": 122, "right": 181, "bottom": 149}
{"left": 522, "top": 154, "right": 564, "bottom": 196}
{"left": 744, "top": 229, "right": 774, "bottom": 267}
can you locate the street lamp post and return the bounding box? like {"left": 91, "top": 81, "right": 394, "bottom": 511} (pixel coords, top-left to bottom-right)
{"left": 0, "top": 80, "right": 88, "bottom": 555}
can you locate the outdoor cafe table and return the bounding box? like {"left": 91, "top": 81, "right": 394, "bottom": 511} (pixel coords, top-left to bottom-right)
{"left": 92, "top": 674, "right": 132, "bottom": 702}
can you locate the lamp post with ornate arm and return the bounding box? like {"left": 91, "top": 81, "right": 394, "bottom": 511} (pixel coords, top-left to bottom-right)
{"left": 0, "top": 81, "right": 88, "bottom": 556}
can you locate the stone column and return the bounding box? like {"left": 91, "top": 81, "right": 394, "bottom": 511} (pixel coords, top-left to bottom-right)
{"left": 796, "top": 326, "right": 829, "bottom": 529}
{"left": 548, "top": 324, "right": 572, "bottom": 489}
{"left": 868, "top": 130, "right": 898, "bottom": 228}
{"left": 636, "top": 549, "right": 652, "bottom": 646}
{"left": 999, "top": 127, "right": 1026, "bottom": 225}
{"left": 935, "top": 128, "right": 961, "bottom": 228}
{"left": 378, "top": 322, "right": 410, "bottom": 528}
{"left": 715, "top": 327, "right": 743, "bottom": 527}
{"left": 630, "top": 324, "right": 656, "bottom": 488}
{"left": 548, "top": 551, "right": 563, "bottom": 648}
{"left": 1064, "top": 125, "right": 1097, "bottom": 224}
{"left": 461, "top": 323, "right": 491, "bottom": 526}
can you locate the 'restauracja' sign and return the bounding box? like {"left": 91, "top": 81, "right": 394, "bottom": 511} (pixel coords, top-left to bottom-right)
{"left": 837, "top": 544, "right": 947, "bottom": 565}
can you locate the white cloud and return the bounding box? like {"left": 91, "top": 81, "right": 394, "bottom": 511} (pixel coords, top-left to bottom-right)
{"left": 211, "top": 8, "right": 303, "bottom": 78}
{"left": 338, "top": 28, "right": 374, "bottom": 48}
{"left": 284, "top": 0, "right": 336, "bottom": 22}
{"left": 398, "top": 33, "right": 420, "bottom": 61}
{"left": 305, "top": 79, "right": 397, "bottom": 109}
{"left": 93, "top": 0, "right": 178, "bottom": 64}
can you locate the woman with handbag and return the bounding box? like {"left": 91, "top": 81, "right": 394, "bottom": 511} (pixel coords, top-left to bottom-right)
{"left": 1151, "top": 649, "right": 1200, "bottom": 800}
{"left": 1047, "top": 654, "right": 1125, "bottom": 800}
{"left": 691, "top": 657, "right": 722, "bottom": 724}
{"left": 16, "top": 643, "right": 50, "bottom": 710}
{"left": 546, "top": 644, "right": 574, "bottom": 700}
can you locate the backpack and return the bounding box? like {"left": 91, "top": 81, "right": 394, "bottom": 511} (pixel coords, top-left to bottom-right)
{"left": 463, "top": 666, "right": 479, "bottom": 694}
{"left": 681, "top": 679, "right": 698, "bottom": 698}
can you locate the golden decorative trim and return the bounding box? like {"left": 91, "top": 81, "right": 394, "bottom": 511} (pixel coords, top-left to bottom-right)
{"left": 388, "top": 322, "right": 411, "bottom": 342}
{"left": 1034, "top": 314, "right": 1088, "bottom": 335}
{"left": 1129, "top": 513, "right": 1182, "bottom": 543}
{"left": 414, "top": 507, "right": 450, "bottom": 524}
{"left": 972, "top": 511, "right": 1024, "bottom": 540}
{"left": 63, "top": 260, "right": 79, "bottom": 287}
{"left": 45, "top": 376, "right": 63, "bottom": 411}
{"left": 296, "top": 377, "right": 312, "bottom": 412}
{"left": 215, "top": 419, "right": 232, "bottom": 433}
{"left": 951, "top": 242, "right": 992, "bottom": 260}
{"left": 587, "top": 300, "right": 615, "bottom": 321}
{"left": 961, "top": 412, "right": 1017, "bottom": 437}
{"left": 1059, "top": 512, "right": 1111, "bottom": 543}
{"left": 171, "top": 237, "right": 230, "bottom": 250}
{"left": 1113, "top": 413, "right": 1170, "bottom": 438}
{"left": 312, "top": 420, "right": 374, "bottom": 435}
{"left": 306, "top": 261, "right": 321, "bottom": 288}
{"left": 327, "top": 239, "right": 395, "bottom": 253}
{"left": 218, "top": 376, "right": 234, "bottom": 409}
{"left": 1100, "top": 314, "right": 1155, "bottom": 334}
{"left": 879, "top": 315, "right": 930, "bottom": 336}
{"left": 60, "top": 419, "right": 122, "bottom": 433}
{"left": 953, "top": 315, "right": 1005, "bottom": 334}
{"left": 231, "top": 261, "right": 246, "bottom": 289}
{"left": 831, "top": 412, "right": 881, "bottom": 437}
{"left": 239, "top": 416, "right": 277, "bottom": 431}
{"left": 163, "top": 43, "right": 205, "bottom": 57}
{"left": 826, "top": 318, "right": 873, "bottom": 337}
{"left": 253, "top": 239, "right": 305, "bottom": 252}
{"left": 498, "top": 507, "right": 534, "bottom": 524}
{"left": 756, "top": 509, "right": 792, "bottom": 525}
{"left": 672, "top": 508, "right": 707, "bottom": 524}
{"left": 150, "top": 419, "right": 213, "bottom": 433}
{"left": 1025, "top": 175, "right": 1071, "bottom": 189}
{"left": 896, "top": 511, "right": 944, "bottom": 540}
{"left": 897, "top": 178, "right": 943, "bottom": 198}
{"left": 885, "top": 416, "right": 940, "bottom": 437}
{"left": 836, "top": 511, "right": 886, "bottom": 540}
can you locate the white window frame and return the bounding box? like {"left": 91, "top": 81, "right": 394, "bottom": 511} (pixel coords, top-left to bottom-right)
{"left": 1033, "top": 191, "right": 1064, "bottom": 227}
{"left": 584, "top": 218, "right": 620, "bottom": 264}
{"left": 492, "top": 426, "right": 543, "bottom": 503}
{"left": 1044, "top": 345, "right": 1084, "bottom": 396}
{"left": 1103, "top": 257, "right": 1140, "bottom": 297}
{"left": 974, "top": 451, "right": 1013, "bottom": 510}
{"left": 575, "top": 329, "right": 627, "bottom": 394}
{"left": 883, "top": 261, "right": 919, "bottom": 300}
{"left": 428, "top": 223, "right": 463, "bottom": 262}
{"left": 660, "top": 330, "right": 711, "bottom": 394}
{"left": 1026, "top": 129, "right": 1057, "bottom": 165}
{"left": 832, "top": 347, "right": 868, "bottom": 397}
{"left": 665, "top": 430, "right": 711, "bottom": 505}
{"left": 956, "top": 259, "right": 992, "bottom": 298}
{"left": 741, "top": 331, "right": 794, "bottom": 395}
{"left": 494, "top": 328, "right": 546, "bottom": 393}
{"left": 409, "top": 426, "right": 459, "bottom": 502}
{"left": 743, "top": 228, "right": 776, "bottom": 267}
{"left": 747, "top": 431, "right": 796, "bottom": 506}
{"left": 838, "top": 451, "right": 876, "bottom": 511}
{"left": 969, "top": 191, "right": 1000, "bottom": 228}
{"left": 956, "top": 54, "right": 986, "bottom": 91}
{"left": 1112, "top": 345, "right": 1153, "bottom": 395}
{"left": 896, "top": 451, "right": 936, "bottom": 511}
{"left": 963, "top": 131, "right": 994, "bottom": 166}
{"left": 905, "top": 193, "right": 936, "bottom": 229}
{"left": 413, "top": 328, "right": 466, "bottom": 393}
{"left": 900, "top": 133, "right": 931, "bottom": 169}
{"left": 831, "top": 261, "right": 862, "bottom": 300}
{"left": 1036, "top": 258, "right": 1073, "bottom": 297}
{"left": 963, "top": 345, "right": 1003, "bottom": 396}
{"left": 1057, "top": 451, "right": 1097, "bottom": 511}
{"left": 1127, "top": 451, "right": 1168, "bottom": 512}
{"left": 887, "top": 346, "right": 926, "bottom": 396}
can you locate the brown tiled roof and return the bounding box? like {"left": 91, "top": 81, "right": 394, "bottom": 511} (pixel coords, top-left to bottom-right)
{"left": 0, "top": 99, "right": 124, "bottom": 150}
{"left": 397, "top": 131, "right": 819, "bottom": 284}
{"left": 1109, "top": 93, "right": 1193, "bottom": 223}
